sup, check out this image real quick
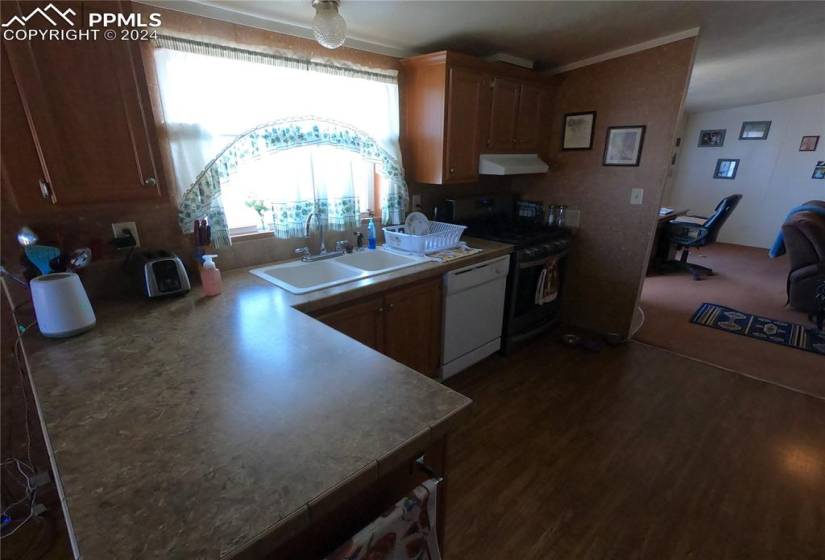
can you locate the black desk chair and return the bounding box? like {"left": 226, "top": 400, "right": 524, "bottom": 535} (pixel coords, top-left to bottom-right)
{"left": 662, "top": 194, "right": 742, "bottom": 280}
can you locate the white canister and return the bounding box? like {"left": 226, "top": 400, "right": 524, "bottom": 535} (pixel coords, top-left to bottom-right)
{"left": 30, "top": 273, "right": 96, "bottom": 338}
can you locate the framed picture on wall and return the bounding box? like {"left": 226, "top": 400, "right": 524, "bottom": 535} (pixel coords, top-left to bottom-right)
{"left": 562, "top": 111, "right": 596, "bottom": 150}
{"left": 739, "top": 121, "right": 771, "bottom": 140}
{"left": 714, "top": 158, "right": 740, "bottom": 180}
{"left": 603, "top": 125, "right": 646, "bottom": 166}
{"left": 813, "top": 161, "right": 825, "bottom": 180}
{"left": 698, "top": 129, "right": 726, "bottom": 147}
{"left": 800, "top": 136, "right": 820, "bottom": 151}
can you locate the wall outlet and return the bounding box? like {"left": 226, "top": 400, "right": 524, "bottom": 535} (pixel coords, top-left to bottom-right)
{"left": 411, "top": 194, "right": 422, "bottom": 210}
{"left": 565, "top": 208, "right": 581, "bottom": 228}
{"left": 112, "top": 222, "right": 140, "bottom": 247}
{"left": 630, "top": 188, "right": 644, "bottom": 205}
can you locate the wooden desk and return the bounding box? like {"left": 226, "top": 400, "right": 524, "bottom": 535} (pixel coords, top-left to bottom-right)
{"left": 648, "top": 209, "right": 688, "bottom": 274}
{"left": 658, "top": 208, "right": 688, "bottom": 223}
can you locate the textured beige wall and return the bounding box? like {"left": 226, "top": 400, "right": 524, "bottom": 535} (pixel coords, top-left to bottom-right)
{"left": 513, "top": 38, "right": 697, "bottom": 337}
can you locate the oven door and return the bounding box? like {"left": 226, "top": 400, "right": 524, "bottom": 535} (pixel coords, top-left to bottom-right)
{"left": 505, "top": 250, "right": 568, "bottom": 342}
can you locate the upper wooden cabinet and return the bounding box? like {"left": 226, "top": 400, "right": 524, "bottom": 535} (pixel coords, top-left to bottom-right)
{"left": 400, "top": 51, "right": 550, "bottom": 185}
{"left": 444, "top": 66, "right": 486, "bottom": 183}
{"left": 401, "top": 52, "right": 488, "bottom": 185}
{"left": 487, "top": 78, "right": 520, "bottom": 151}
{"left": 514, "top": 83, "right": 543, "bottom": 151}
{"left": 483, "top": 78, "right": 545, "bottom": 153}
{"left": 1, "top": 1, "right": 162, "bottom": 211}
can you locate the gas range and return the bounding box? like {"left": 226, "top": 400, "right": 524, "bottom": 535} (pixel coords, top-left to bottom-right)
{"left": 438, "top": 192, "right": 571, "bottom": 253}
{"left": 464, "top": 221, "right": 572, "bottom": 256}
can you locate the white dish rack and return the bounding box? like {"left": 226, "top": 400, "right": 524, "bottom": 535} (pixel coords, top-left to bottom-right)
{"left": 383, "top": 221, "right": 467, "bottom": 255}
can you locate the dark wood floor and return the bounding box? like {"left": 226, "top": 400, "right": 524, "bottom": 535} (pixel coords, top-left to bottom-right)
{"left": 444, "top": 338, "right": 825, "bottom": 560}
{"left": 4, "top": 329, "right": 822, "bottom": 559}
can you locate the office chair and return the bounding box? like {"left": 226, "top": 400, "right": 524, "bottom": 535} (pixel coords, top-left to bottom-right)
{"left": 662, "top": 194, "right": 743, "bottom": 280}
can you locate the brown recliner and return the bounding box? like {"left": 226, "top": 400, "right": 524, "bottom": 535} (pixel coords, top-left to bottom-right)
{"left": 782, "top": 200, "right": 825, "bottom": 313}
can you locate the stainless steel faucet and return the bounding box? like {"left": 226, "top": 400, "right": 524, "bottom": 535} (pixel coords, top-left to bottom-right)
{"left": 305, "top": 211, "right": 326, "bottom": 254}
{"left": 295, "top": 211, "right": 344, "bottom": 262}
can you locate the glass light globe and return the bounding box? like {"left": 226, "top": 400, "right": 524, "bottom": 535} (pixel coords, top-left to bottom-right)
{"left": 312, "top": 0, "right": 346, "bottom": 49}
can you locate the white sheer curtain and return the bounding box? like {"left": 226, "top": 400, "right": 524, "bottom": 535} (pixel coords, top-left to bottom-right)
{"left": 221, "top": 145, "right": 373, "bottom": 235}
{"left": 153, "top": 47, "right": 401, "bottom": 201}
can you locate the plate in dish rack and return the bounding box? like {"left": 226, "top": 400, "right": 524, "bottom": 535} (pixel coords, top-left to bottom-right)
{"left": 404, "top": 211, "right": 430, "bottom": 235}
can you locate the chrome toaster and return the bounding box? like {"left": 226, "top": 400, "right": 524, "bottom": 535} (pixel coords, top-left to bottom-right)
{"left": 131, "top": 250, "right": 191, "bottom": 297}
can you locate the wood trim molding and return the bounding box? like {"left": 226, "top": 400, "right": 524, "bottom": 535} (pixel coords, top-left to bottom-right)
{"left": 546, "top": 27, "right": 701, "bottom": 75}
{"left": 135, "top": 1, "right": 409, "bottom": 62}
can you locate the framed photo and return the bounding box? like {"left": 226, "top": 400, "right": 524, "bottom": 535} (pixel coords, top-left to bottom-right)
{"left": 698, "top": 129, "right": 726, "bottom": 147}
{"left": 739, "top": 121, "right": 771, "bottom": 140}
{"left": 714, "top": 158, "right": 740, "bottom": 180}
{"left": 603, "top": 125, "right": 646, "bottom": 166}
{"left": 562, "top": 111, "right": 596, "bottom": 150}
{"left": 813, "top": 161, "right": 825, "bottom": 180}
{"left": 800, "top": 136, "right": 820, "bottom": 151}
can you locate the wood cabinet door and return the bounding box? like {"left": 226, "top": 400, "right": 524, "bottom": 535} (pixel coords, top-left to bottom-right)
{"left": 2, "top": 1, "right": 161, "bottom": 206}
{"left": 515, "top": 84, "right": 543, "bottom": 151}
{"left": 1, "top": 43, "right": 52, "bottom": 213}
{"left": 486, "top": 78, "right": 520, "bottom": 152}
{"left": 315, "top": 296, "right": 385, "bottom": 352}
{"left": 383, "top": 278, "right": 442, "bottom": 377}
{"left": 444, "top": 66, "right": 484, "bottom": 183}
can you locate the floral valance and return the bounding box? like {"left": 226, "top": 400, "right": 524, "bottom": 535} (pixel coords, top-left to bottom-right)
{"left": 177, "top": 118, "right": 408, "bottom": 248}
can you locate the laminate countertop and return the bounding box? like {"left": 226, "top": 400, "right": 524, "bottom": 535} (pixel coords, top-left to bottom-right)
{"left": 23, "top": 238, "right": 512, "bottom": 559}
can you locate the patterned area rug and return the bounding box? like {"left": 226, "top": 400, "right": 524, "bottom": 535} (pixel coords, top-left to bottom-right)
{"left": 691, "top": 303, "right": 825, "bottom": 356}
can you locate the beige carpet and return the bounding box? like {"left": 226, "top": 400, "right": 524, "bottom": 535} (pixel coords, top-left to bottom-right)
{"left": 637, "top": 242, "right": 824, "bottom": 399}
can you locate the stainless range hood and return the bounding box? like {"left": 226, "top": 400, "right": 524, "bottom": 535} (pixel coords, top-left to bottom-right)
{"left": 478, "top": 153, "right": 549, "bottom": 175}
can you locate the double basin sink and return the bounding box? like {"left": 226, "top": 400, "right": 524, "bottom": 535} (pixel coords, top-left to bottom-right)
{"left": 250, "top": 248, "right": 431, "bottom": 294}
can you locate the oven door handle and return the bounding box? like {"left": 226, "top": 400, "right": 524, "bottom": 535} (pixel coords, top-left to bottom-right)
{"left": 518, "top": 250, "right": 569, "bottom": 269}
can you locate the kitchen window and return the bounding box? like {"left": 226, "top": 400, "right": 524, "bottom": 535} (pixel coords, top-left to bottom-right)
{"left": 221, "top": 145, "right": 377, "bottom": 236}
{"left": 152, "top": 36, "right": 406, "bottom": 247}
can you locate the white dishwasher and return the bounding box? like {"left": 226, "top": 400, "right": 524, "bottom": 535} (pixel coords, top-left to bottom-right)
{"left": 441, "top": 255, "right": 510, "bottom": 379}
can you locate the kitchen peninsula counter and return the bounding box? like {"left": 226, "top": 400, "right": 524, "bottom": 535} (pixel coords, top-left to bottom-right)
{"left": 23, "top": 239, "right": 512, "bottom": 558}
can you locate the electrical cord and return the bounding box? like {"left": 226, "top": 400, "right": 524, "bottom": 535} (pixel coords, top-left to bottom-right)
{"left": 1, "top": 279, "right": 39, "bottom": 540}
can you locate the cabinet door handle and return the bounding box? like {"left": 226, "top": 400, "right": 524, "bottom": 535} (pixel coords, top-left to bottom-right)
{"left": 143, "top": 176, "right": 158, "bottom": 188}
{"left": 388, "top": 303, "right": 395, "bottom": 310}
{"left": 38, "top": 179, "right": 56, "bottom": 204}
{"left": 378, "top": 307, "right": 384, "bottom": 313}
{"left": 449, "top": 168, "right": 455, "bottom": 174}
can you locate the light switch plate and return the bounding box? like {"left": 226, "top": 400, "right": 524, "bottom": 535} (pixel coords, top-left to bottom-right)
{"left": 630, "top": 188, "right": 644, "bottom": 205}
{"left": 112, "top": 221, "right": 140, "bottom": 247}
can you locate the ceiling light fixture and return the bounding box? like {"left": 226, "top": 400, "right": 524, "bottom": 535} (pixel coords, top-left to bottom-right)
{"left": 312, "top": 0, "right": 347, "bottom": 49}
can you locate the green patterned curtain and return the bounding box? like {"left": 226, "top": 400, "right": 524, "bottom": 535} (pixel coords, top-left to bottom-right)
{"left": 270, "top": 197, "right": 361, "bottom": 239}
{"left": 178, "top": 118, "right": 408, "bottom": 248}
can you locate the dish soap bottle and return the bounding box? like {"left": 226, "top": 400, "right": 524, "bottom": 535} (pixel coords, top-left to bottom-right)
{"left": 200, "top": 254, "right": 223, "bottom": 296}
{"left": 367, "top": 215, "right": 377, "bottom": 250}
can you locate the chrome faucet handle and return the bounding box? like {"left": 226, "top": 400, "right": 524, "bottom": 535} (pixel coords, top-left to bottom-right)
{"left": 294, "top": 246, "right": 311, "bottom": 260}
{"left": 335, "top": 240, "right": 349, "bottom": 253}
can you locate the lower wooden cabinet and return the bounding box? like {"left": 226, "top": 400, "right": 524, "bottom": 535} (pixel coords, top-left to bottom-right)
{"left": 383, "top": 278, "right": 442, "bottom": 377}
{"left": 315, "top": 295, "right": 385, "bottom": 351}
{"left": 314, "top": 277, "right": 442, "bottom": 376}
